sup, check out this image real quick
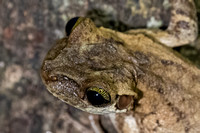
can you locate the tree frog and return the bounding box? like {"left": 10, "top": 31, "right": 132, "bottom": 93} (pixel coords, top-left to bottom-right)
{"left": 41, "top": 0, "right": 200, "bottom": 132}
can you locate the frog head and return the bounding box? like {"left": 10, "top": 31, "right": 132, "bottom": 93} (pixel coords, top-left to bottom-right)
{"left": 41, "top": 17, "right": 140, "bottom": 114}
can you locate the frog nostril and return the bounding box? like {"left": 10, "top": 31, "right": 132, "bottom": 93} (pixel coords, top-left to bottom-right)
{"left": 40, "top": 69, "right": 55, "bottom": 83}
{"left": 50, "top": 76, "right": 58, "bottom": 81}
{"left": 65, "top": 17, "right": 80, "bottom": 36}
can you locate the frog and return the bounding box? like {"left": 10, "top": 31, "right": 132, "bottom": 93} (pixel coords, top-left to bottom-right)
{"left": 40, "top": 0, "right": 200, "bottom": 132}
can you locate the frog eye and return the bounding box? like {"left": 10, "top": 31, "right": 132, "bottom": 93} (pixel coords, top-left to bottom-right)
{"left": 86, "top": 87, "right": 111, "bottom": 106}
{"left": 65, "top": 17, "right": 80, "bottom": 36}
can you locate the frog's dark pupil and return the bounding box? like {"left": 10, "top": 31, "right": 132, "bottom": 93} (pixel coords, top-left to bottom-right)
{"left": 65, "top": 17, "right": 79, "bottom": 36}
{"left": 87, "top": 90, "right": 110, "bottom": 106}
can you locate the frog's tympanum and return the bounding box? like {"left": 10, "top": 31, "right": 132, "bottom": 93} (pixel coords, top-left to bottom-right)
{"left": 41, "top": 0, "right": 200, "bottom": 132}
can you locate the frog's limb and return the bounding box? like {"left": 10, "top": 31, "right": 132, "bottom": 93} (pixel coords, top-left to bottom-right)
{"left": 88, "top": 115, "right": 104, "bottom": 133}
{"left": 128, "top": 0, "right": 198, "bottom": 47}
{"left": 109, "top": 113, "right": 140, "bottom": 133}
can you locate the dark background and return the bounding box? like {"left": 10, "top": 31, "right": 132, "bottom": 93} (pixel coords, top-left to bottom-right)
{"left": 0, "top": 0, "right": 200, "bottom": 133}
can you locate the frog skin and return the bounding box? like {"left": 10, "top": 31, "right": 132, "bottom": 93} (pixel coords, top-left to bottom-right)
{"left": 41, "top": 0, "right": 200, "bottom": 133}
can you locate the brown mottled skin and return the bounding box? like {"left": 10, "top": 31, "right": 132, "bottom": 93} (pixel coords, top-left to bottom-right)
{"left": 41, "top": 0, "right": 200, "bottom": 133}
